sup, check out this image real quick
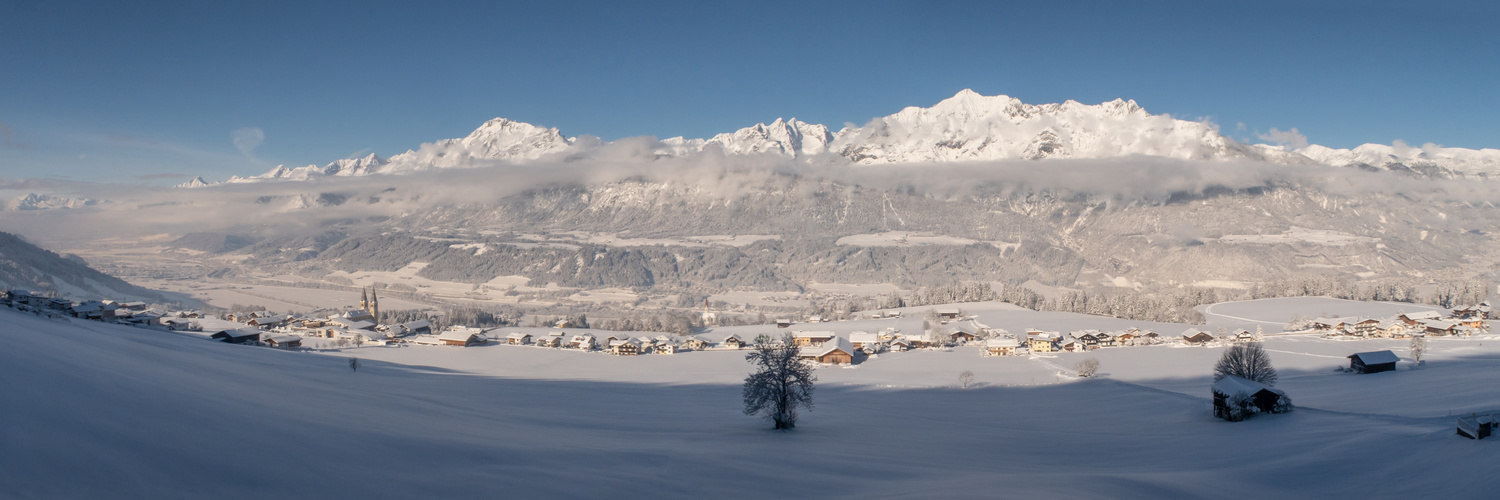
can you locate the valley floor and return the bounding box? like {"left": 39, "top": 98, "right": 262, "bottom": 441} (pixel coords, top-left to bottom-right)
{"left": 3, "top": 301, "right": 1497, "bottom": 499}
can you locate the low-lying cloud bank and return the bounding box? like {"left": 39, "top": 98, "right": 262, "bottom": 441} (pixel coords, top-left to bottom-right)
{"left": 2, "top": 147, "right": 1496, "bottom": 245}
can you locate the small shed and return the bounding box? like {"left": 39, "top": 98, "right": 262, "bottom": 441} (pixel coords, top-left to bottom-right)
{"left": 1457, "top": 414, "right": 1497, "bottom": 440}
{"left": 1347, "top": 350, "right": 1399, "bottom": 374}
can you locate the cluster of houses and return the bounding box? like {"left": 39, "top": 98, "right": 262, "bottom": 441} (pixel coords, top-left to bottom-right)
{"left": 4, "top": 289, "right": 182, "bottom": 327}
{"left": 1306, "top": 306, "right": 1490, "bottom": 338}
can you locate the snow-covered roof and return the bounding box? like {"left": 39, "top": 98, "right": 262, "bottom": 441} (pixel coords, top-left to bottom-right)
{"left": 793, "top": 330, "right": 835, "bottom": 339}
{"left": 723, "top": 333, "right": 743, "bottom": 342}
{"left": 506, "top": 332, "right": 531, "bottom": 339}
{"left": 1211, "top": 375, "right": 1284, "bottom": 397}
{"left": 802, "top": 336, "right": 854, "bottom": 358}
{"left": 1348, "top": 350, "right": 1400, "bottom": 365}
{"left": 215, "top": 327, "right": 264, "bottom": 339}
{"left": 1180, "top": 328, "right": 1207, "bottom": 337}
{"left": 1403, "top": 311, "right": 1443, "bottom": 321}
{"left": 849, "top": 332, "right": 880, "bottom": 344}
{"left": 986, "top": 337, "right": 1019, "bottom": 348}
{"left": 401, "top": 319, "right": 432, "bottom": 330}
{"left": 262, "top": 334, "right": 301, "bottom": 343}
{"left": 1422, "top": 320, "right": 1457, "bottom": 329}
{"left": 437, "top": 330, "right": 481, "bottom": 342}
{"left": 343, "top": 320, "right": 376, "bottom": 330}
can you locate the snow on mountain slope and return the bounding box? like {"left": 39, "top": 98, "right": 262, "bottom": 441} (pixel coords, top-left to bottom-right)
{"left": 4, "top": 193, "right": 103, "bottom": 211}
{"left": 174, "top": 176, "right": 212, "bottom": 188}
{"left": 193, "top": 90, "right": 1500, "bottom": 186}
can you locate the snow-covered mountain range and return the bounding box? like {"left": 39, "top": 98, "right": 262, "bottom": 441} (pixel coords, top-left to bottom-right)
{"left": 3, "top": 193, "right": 105, "bottom": 211}
{"left": 184, "top": 89, "right": 1500, "bottom": 186}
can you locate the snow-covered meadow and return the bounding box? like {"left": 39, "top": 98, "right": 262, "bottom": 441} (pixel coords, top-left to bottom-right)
{"left": 3, "top": 298, "right": 1497, "bottom": 499}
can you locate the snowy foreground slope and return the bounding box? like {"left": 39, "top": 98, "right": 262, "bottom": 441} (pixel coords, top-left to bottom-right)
{"left": 4, "top": 305, "right": 1498, "bottom": 499}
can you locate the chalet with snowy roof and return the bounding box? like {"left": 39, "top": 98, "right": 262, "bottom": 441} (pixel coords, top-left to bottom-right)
{"left": 1350, "top": 319, "right": 1380, "bottom": 337}
{"left": 1094, "top": 332, "right": 1116, "bottom": 347}
{"left": 888, "top": 338, "right": 909, "bottom": 352}
{"left": 211, "top": 328, "right": 264, "bottom": 344}
{"left": 248, "top": 314, "right": 293, "bottom": 328}
{"left": 569, "top": 334, "right": 596, "bottom": 350}
{"left": 722, "top": 334, "right": 744, "bottom": 349}
{"left": 946, "top": 323, "right": 982, "bottom": 343}
{"left": 792, "top": 331, "right": 835, "bottom": 347}
{"left": 399, "top": 320, "right": 432, "bottom": 336}
{"left": 608, "top": 339, "right": 640, "bottom": 356}
{"left": 1181, "top": 329, "right": 1214, "bottom": 346}
{"left": 800, "top": 336, "right": 854, "bottom": 365}
{"left": 1399, "top": 311, "right": 1443, "bottom": 325}
{"left": 986, "top": 337, "right": 1019, "bottom": 356}
{"left": 1060, "top": 337, "right": 1087, "bottom": 352}
{"left": 117, "top": 301, "right": 148, "bottom": 311}
{"left": 1232, "top": 330, "right": 1257, "bottom": 343}
{"left": 1211, "top": 375, "right": 1290, "bottom": 421}
{"left": 535, "top": 332, "right": 563, "bottom": 347}
{"left": 1347, "top": 350, "right": 1399, "bottom": 374}
{"left": 437, "top": 328, "right": 484, "bottom": 347}
{"left": 1074, "top": 331, "right": 1101, "bottom": 349}
{"left": 261, "top": 334, "right": 302, "bottom": 349}
{"left": 935, "top": 307, "right": 961, "bottom": 320}
{"left": 1115, "top": 330, "right": 1136, "bottom": 345}
{"left": 1422, "top": 320, "right": 1459, "bottom": 336}
{"left": 849, "top": 332, "right": 881, "bottom": 352}
{"left": 683, "top": 337, "right": 709, "bottom": 350}
{"left": 506, "top": 332, "right": 532, "bottom": 345}
{"left": 775, "top": 318, "right": 793, "bottom": 328}
{"left": 1373, "top": 320, "right": 1404, "bottom": 338}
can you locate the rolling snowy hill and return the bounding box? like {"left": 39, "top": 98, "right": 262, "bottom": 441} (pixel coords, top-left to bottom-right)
{"left": 0, "top": 231, "right": 161, "bottom": 300}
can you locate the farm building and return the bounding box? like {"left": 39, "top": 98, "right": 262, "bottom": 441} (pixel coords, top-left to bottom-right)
{"left": 792, "top": 331, "right": 835, "bottom": 347}
{"left": 210, "top": 328, "right": 265, "bottom": 344}
{"left": 261, "top": 334, "right": 302, "bottom": 349}
{"left": 1347, "top": 350, "right": 1400, "bottom": 373}
{"left": 399, "top": 320, "right": 433, "bottom": 336}
{"left": 800, "top": 336, "right": 854, "bottom": 365}
{"left": 1457, "top": 414, "right": 1497, "bottom": 440}
{"left": 849, "top": 332, "right": 881, "bottom": 352}
{"left": 436, "top": 328, "right": 484, "bottom": 347}
{"left": 1181, "top": 330, "right": 1215, "bottom": 346}
{"left": 775, "top": 319, "right": 793, "bottom": 328}
{"left": 1211, "top": 375, "right": 1291, "bottom": 421}
{"left": 935, "top": 308, "right": 961, "bottom": 320}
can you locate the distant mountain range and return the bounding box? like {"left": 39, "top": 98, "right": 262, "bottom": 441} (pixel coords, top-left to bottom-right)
{"left": 3, "top": 193, "right": 105, "bottom": 211}
{"left": 180, "top": 89, "right": 1499, "bottom": 187}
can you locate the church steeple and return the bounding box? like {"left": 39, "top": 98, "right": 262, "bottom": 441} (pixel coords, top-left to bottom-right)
{"left": 369, "top": 288, "right": 379, "bottom": 324}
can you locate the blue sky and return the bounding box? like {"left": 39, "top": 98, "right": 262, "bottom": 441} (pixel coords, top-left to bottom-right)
{"left": 1, "top": 0, "right": 1496, "bottom": 184}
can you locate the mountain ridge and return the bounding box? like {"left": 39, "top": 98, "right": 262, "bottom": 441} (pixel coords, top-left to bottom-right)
{"left": 190, "top": 89, "right": 1500, "bottom": 186}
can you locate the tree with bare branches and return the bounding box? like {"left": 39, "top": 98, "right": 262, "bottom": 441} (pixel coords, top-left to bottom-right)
{"left": 1213, "top": 343, "right": 1277, "bottom": 385}
{"left": 743, "top": 333, "right": 816, "bottom": 430}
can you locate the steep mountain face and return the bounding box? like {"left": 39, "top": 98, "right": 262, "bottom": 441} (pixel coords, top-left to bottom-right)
{"left": 4, "top": 193, "right": 103, "bottom": 211}
{"left": 197, "top": 90, "right": 1500, "bottom": 186}
{"left": 0, "top": 231, "right": 162, "bottom": 300}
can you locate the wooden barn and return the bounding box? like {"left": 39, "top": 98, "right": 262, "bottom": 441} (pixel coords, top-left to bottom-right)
{"left": 436, "top": 329, "right": 484, "bottom": 347}
{"left": 1181, "top": 330, "right": 1215, "bottom": 346}
{"left": 1457, "top": 414, "right": 1497, "bottom": 440}
{"left": 1211, "top": 375, "right": 1291, "bottom": 420}
{"left": 1347, "top": 350, "right": 1400, "bottom": 373}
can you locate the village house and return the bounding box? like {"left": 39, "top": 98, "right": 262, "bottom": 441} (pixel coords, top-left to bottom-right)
{"left": 775, "top": 318, "right": 793, "bottom": 328}
{"left": 569, "top": 334, "right": 596, "bottom": 350}
{"left": 655, "top": 341, "right": 680, "bottom": 354}
{"left": 946, "top": 323, "right": 982, "bottom": 344}
{"left": 1422, "top": 320, "right": 1460, "bottom": 336}
{"left": 792, "top": 331, "right": 836, "bottom": 347}
{"left": 1181, "top": 329, "right": 1215, "bottom": 346}
{"left": 800, "top": 336, "right": 854, "bottom": 365}
{"left": 722, "top": 334, "right": 744, "bottom": 349}
{"left": 1060, "top": 337, "right": 1088, "bottom": 352}
{"left": 1347, "top": 350, "right": 1400, "bottom": 373}
{"left": 437, "top": 328, "right": 485, "bottom": 347}
{"left": 1115, "top": 330, "right": 1136, "bottom": 346}
{"left": 211, "top": 327, "right": 265, "bottom": 345}
{"left": 261, "top": 333, "right": 303, "bottom": 349}
{"left": 1351, "top": 319, "right": 1381, "bottom": 337}
{"left": 1212, "top": 375, "right": 1291, "bottom": 420}
{"left": 849, "top": 332, "right": 881, "bottom": 353}
{"left": 506, "top": 332, "right": 532, "bottom": 345}
{"left": 1027, "top": 332, "right": 1058, "bottom": 353}
{"left": 986, "top": 337, "right": 1019, "bottom": 356}
{"left": 935, "top": 307, "right": 961, "bottom": 320}
{"left": 608, "top": 338, "right": 641, "bottom": 356}
{"left": 887, "top": 338, "right": 910, "bottom": 352}
{"left": 1399, "top": 311, "right": 1443, "bottom": 325}
{"left": 1232, "top": 330, "right": 1257, "bottom": 343}
{"left": 683, "top": 337, "right": 710, "bottom": 351}
{"left": 535, "top": 332, "right": 564, "bottom": 348}
{"left": 248, "top": 314, "right": 294, "bottom": 329}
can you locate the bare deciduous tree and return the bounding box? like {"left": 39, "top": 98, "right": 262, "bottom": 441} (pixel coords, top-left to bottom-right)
{"left": 1213, "top": 343, "right": 1278, "bottom": 385}
{"left": 959, "top": 370, "right": 975, "bottom": 388}
{"left": 348, "top": 356, "right": 361, "bottom": 372}
{"left": 1076, "top": 358, "right": 1100, "bottom": 378}
{"left": 743, "top": 333, "right": 816, "bottom": 430}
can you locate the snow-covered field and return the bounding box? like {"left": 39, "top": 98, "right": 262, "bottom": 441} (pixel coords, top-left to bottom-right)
{"left": 4, "top": 300, "right": 1497, "bottom": 499}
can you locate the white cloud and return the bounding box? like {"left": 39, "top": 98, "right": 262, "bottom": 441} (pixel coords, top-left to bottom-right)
{"left": 1256, "top": 127, "right": 1308, "bottom": 150}
{"left": 232, "top": 127, "right": 265, "bottom": 156}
